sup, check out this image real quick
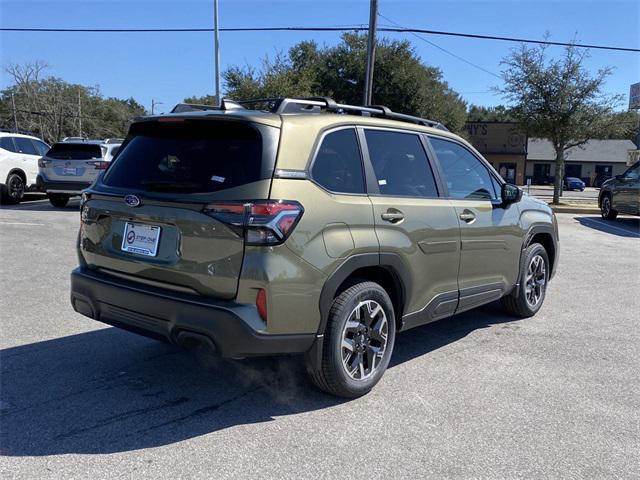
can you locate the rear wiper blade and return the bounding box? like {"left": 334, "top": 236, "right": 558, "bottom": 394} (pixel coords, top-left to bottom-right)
{"left": 141, "top": 180, "right": 204, "bottom": 192}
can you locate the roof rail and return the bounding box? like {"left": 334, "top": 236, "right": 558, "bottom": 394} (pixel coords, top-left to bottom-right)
{"left": 170, "top": 98, "right": 245, "bottom": 114}
{"left": 236, "top": 96, "right": 448, "bottom": 131}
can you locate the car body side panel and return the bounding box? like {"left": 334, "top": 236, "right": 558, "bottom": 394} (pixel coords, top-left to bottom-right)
{"left": 450, "top": 199, "right": 523, "bottom": 292}
{"left": 267, "top": 178, "right": 378, "bottom": 332}
{"left": 369, "top": 196, "right": 461, "bottom": 316}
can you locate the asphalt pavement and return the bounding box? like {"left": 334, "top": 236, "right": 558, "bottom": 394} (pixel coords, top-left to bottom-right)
{"left": 1, "top": 198, "right": 639, "bottom": 479}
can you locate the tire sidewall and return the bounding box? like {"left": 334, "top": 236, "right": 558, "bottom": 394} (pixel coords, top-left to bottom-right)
{"left": 326, "top": 283, "right": 396, "bottom": 397}
{"left": 5, "top": 174, "right": 25, "bottom": 204}
{"left": 519, "top": 243, "right": 549, "bottom": 315}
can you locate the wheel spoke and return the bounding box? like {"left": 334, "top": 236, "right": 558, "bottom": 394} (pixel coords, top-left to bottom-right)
{"left": 340, "top": 299, "right": 389, "bottom": 381}
{"left": 342, "top": 338, "right": 354, "bottom": 352}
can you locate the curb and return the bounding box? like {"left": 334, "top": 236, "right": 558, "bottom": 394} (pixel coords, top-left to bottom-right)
{"left": 548, "top": 205, "right": 600, "bottom": 214}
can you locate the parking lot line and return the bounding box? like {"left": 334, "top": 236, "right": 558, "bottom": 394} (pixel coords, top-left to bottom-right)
{"left": 0, "top": 221, "right": 45, "bottom": 226}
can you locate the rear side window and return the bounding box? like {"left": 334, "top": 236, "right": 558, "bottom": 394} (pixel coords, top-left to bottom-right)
{"left": 46, "top": 143, "right": 102, "bottom": 160}
{"left": 0, "top": 137, "right": 16, "bottom": 152}
{"left": 365, "top": 130, "right": 438, "bottom": 197}
{"left": 103, "top": 120, "right": 265, "bottom": 193}
{"left": 13, "top": 137, "right": 38, "bottom": 155}
{"left": 311, "top": 129, "right": 365, "bottom": 194}
{"left": 430, "top": 137, "right": 497, "bottom": 200}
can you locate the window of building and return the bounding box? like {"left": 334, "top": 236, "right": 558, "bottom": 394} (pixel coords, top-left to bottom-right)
{"left": 311, "top": 129, "right": 365, "bottom": 194}
{"left": 364, "top": 129, "right": 438, "bottom": 197}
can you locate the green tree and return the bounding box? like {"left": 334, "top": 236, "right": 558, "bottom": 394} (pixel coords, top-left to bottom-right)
{"left": 187, "top": 33, "right": 467, "bottom": 132}
{"left": 467, "top": 105, "right": 517, "bottom": 122}
{"left": 0, "top": 61, "right": 145, "bottom": 143}
{"left": 498, "top": 42, "right": 623, "bottom": 204}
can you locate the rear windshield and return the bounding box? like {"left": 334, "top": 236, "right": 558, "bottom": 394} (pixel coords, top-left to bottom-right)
{"left": 103, "top": 120, "right": 266, "bottom": 193}
{"left": 47, "top": 143, "right": 102, "bottom": 160}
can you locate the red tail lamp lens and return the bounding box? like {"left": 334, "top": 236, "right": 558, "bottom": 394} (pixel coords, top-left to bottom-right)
{"left": 256, "top": 289, "right": 268, "bottom": 322}
{"left": 203, "top": 200, "right": 303, "bottom": 245}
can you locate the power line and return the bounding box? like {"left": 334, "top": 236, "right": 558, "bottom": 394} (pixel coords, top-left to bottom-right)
{"left": 377, "top": 12, "right": 502, "bottom": 79}
{"left": 1, "top": 26, "right": 638, "bottom": 52}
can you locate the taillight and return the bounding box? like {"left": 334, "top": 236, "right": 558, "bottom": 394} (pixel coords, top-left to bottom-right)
{"left": 256, "top": 288, "right": 268, "bottom": 322}
{"left": 203, "top": 200, "right": 303, "bottom": 245}
{"left": 38, "top": 158, "right": 51, "bottom": 168}
{"left": 88, "top": 161, "right": 110, "bottom": 170}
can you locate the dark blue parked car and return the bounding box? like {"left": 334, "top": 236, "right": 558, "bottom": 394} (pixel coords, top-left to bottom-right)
{"left": 564, "top": 177, "right": 585, "bottom": 191}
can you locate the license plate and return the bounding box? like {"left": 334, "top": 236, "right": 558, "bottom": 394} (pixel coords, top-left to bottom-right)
{"left": 63, "top": 167, "right": 78, "bottom": 175}
{"left": 121, "top": 222, "right": 161, "bottom": 257}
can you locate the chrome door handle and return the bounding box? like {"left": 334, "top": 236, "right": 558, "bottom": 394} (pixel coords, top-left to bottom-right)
{"left": 381, "top": 211, "right": 404, "bottom": 223}
{"left": 459, "top": 211, "right": 476, "bottom": 223}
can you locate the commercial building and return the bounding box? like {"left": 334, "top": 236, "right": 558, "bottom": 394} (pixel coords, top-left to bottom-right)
{"left": 526, "top": 138, "right": 637, "bottom": 186}
{"left": 464, "top": 122, "right": 527, "bottom": 185}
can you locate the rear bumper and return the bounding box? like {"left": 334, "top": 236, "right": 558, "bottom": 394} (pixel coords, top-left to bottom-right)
{"left": 70, "top": 267, "right": 315, "bottom": 358}
{"left": 36, "top": 175, "right": 91, "bottom": 193}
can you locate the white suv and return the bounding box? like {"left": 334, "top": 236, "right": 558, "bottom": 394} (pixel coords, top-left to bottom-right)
{"left": 0, "top": 132, "right": 49, "bottom": 204}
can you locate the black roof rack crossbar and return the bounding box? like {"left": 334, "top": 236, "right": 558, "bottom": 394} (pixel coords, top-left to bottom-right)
{"left": 237, "top": 96, "right": 447, "bottom": 130}
{"left": 170, "top": 97, "right": 447, "bottom": 131}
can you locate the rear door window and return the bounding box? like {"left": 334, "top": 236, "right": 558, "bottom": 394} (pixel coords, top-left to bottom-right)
{"left": 364, "top": 129, "right": 438, "bottom": 197}
{"left": 311, "top": 128, "right": 365, "bottom": 194}
{"left": 46, "top": 143, "right": 102, "bottom": 160}
{"left": 13, "top": 137, "right": 38, "bottom": 155}
{"left": 103, "top": 120, "right": 266, "bottom": 193}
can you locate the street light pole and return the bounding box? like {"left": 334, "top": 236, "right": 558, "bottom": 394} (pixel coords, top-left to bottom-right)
{"left": 151, "top": 99, "right": 163, "bottom": 115}
{"left": 363, "top": 0, "right": 378, "bottom": 106}
{"left": 214, "top": 0, "right": 221, "bottom": 106}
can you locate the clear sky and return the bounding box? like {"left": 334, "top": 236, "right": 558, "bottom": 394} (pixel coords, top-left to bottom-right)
{"left": 1, "top": 0, "right": 638, "bottom": 114}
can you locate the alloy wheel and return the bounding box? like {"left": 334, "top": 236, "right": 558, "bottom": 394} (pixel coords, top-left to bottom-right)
{"left": 602, "top": 197, "right": 610, "bottom": 216}
{"left": 341, "top": 300, "right": 388, "bottom": 381}
{"left": 524, "top": 254, "right": 546, "bottom": 308}
{"left": 8, "top": 176, "right": 24, "bottom": 200}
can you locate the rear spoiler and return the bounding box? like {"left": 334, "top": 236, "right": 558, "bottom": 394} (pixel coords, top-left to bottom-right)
{"left": 171, "top": 99, "right": 245, "bottom": 113}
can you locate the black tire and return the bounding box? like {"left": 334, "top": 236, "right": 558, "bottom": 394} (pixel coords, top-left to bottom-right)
{"left": 308, "top": 281, "right": 396, "bottom": 398}
{"left": 502, "top": 243, "right": 549, "bottom": 318}
{"left": 48, "top": 193, "right": 70, "bottom": 208}
{"left": 1, "top": 173, "right": 25, "bottom": 204}
{"left": 600, "top": 193, "right": 618, "bottom": 220}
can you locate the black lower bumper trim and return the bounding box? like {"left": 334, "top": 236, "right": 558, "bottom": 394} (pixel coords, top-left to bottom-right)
{"left": 70, "top": 267, "right": 315, "bottom": 358}
{"left": 37, "top": 176, "right": 90, "bottom": 192}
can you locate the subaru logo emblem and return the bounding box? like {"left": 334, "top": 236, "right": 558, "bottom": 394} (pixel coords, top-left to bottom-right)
{"left": 124, "top": 194, "right": 140, "bottom": 207}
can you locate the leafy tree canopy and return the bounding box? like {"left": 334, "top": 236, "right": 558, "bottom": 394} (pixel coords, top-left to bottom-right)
{"left": 498, "top": 41, "right": 625, "bottom": 203}
{"left": 186, "top": 33, "right": 468, "bottom": 132}
{"left": 0, "top": 61, "right": 146, "bottom": 144}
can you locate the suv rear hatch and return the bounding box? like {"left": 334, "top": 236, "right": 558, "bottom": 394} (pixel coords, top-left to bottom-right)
{"left": 42, "top": 143, "right": 105, "bottom": 182}
{"left": 79, "top": 116, "right": 282, "bottom": 299}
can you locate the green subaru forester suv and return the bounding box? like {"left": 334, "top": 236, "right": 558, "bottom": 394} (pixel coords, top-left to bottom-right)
{"left": 71, "top": 97, "right": 559, "bottom": 397}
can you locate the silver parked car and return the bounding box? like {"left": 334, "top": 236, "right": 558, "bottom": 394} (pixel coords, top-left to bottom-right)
{"left": 37, "top": 141, "right": 121, "bottom": 207}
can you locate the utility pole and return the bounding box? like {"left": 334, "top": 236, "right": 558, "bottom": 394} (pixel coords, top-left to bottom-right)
{"left": 214, "top": 0, "right": 221, "bottom": 106}
{"left": 363, "top": 0, "right": 378, "bottom": 106}
{"left": 77, "top": 88, "right": 82, "bottom": 137}
{"left": 151, "top": 99, "right": 163, "bottom": 115}
{"left": 11, "top": 93, "right": 18, "bottom": 132}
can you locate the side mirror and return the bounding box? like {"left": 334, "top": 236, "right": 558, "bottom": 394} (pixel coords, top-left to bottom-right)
{"left": 501, "top": 183, "right": 522, "bottom": 205}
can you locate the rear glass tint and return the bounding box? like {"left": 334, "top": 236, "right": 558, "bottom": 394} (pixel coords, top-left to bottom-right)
{"left": 103, "top": 120, "right": 265, "bottom": 193}
{"left": 47, "top": 143, "right": 102, "bottom": 160}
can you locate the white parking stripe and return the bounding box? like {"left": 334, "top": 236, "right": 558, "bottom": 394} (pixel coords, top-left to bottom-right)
{"left": 580, "top": 217, "right": 640, "bottom": 237}
{"left": 0, "top": 222, "right": 45, "bottom": 226}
